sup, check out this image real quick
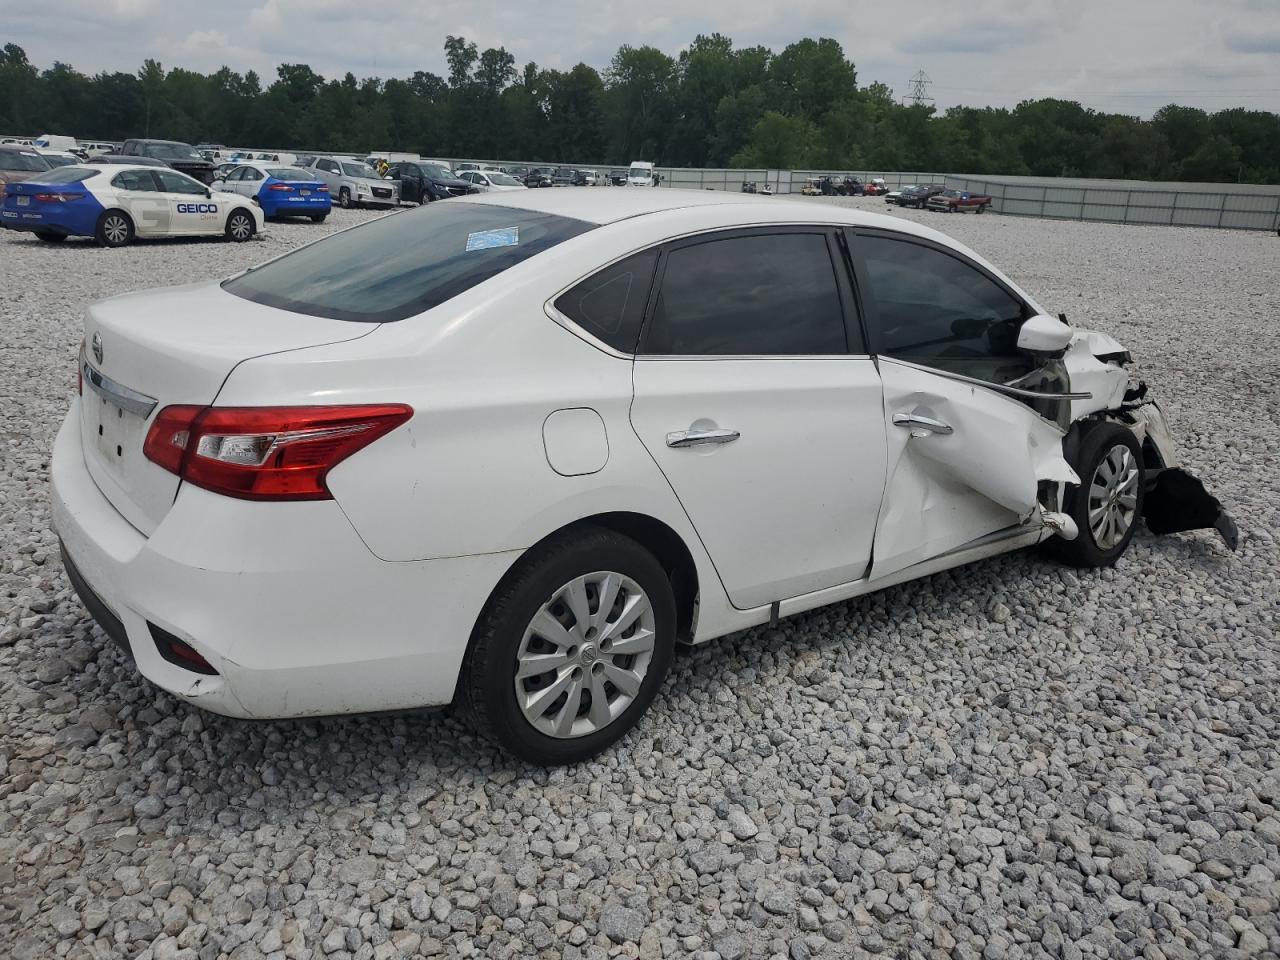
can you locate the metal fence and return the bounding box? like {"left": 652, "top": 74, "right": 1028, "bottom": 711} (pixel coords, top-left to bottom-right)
{"left": 944, "top": 175, "right": 1280, "bottom": 232}
{"left": 266, "top": 149, "right": 1280, "bottom": 232}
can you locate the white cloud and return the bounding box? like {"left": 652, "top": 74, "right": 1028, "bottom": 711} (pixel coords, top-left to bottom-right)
{"left": 7, "top": 0, "right": 1278, "bottom": 116}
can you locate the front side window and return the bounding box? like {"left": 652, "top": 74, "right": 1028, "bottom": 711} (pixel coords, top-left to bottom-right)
{"left": 555, "top": 250, "right": 658, "bottom": 354}
{"left": 155, "top": 169, "right": 207, "bottom": 194}
{"left": 224, "top": 202, "right": 594, "bottom": 323}
{"left": 643, "top": 232, "right": 848, "bottom": 356}
{"left": 856, "top": 233, "right": 1031, "bottom": 383}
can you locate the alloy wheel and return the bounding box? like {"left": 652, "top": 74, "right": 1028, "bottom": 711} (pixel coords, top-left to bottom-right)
{"left": 1088, "top": 443, "right": 1140, "bottom": 549}
{"left": 514, "top": 571, "right": 656, "bottom": 739}
{"left": 229, "top": 214, "right": 252, "bottom": 240}
{"left": 103, "top": 216, "right": 129, "bottom": 244}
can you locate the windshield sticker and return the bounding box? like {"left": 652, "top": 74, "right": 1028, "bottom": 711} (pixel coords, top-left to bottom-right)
{"left": 465, "top": 227, "right": 519, "bottom": 251}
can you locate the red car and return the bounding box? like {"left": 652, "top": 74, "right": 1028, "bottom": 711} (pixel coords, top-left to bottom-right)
{"left": 926, "top": 189, "right": 993, "bottom": 213}
{"left": 861, "top": 180, "right": 888, "bottom": 196}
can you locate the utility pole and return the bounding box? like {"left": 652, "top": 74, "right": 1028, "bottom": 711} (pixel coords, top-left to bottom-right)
{"left": 906, "top": 70, "right": 933, "bottom": 107}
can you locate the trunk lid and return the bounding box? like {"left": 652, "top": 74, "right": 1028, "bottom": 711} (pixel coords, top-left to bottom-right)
{"left": 80, "top": 280, "right": 376, "bottom": 535}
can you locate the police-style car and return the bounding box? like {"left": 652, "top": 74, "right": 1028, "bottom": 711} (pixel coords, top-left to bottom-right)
{"left": 0, "top": 164, "right": 264, "bottom": 247}
{"left": 211, "top": 162, "right": 331, "bottom": 221}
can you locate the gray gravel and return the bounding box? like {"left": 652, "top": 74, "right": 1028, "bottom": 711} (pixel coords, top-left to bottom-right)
{"left": 2, "top": 200, "right": 1279, "bottom": 960}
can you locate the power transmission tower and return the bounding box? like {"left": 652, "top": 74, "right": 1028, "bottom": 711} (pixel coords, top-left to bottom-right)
{"left": 906, "top": 70, "right": 933, "bottom": 107}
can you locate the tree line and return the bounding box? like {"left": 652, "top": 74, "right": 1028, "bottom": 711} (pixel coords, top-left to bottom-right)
{"left": 3, "top": 37, "right": 1278, "bottom": 183}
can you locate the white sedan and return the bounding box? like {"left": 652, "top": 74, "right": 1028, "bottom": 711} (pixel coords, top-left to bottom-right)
{"left": 457, "top": 169, "right": 527, "bottom": 192}
{"left": 1, "top": 164, "right": 264, "bottom": 246}
{"left": 51, "top": 190, "right": 1234, "bottom": 764}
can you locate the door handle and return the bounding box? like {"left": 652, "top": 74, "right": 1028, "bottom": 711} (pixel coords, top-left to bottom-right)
{"left": 892, "top": 412, "right": 953, "bottom": 435}
{"left": 666, "top": 428, "right": 741, "bottom": 448}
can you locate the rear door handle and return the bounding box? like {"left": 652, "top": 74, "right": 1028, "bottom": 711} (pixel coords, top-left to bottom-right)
{"left": 666, "top": 428, "right": 741, "bottom": 448}
{"left": 892, "top": 412, "right": 953, "bottom": 436}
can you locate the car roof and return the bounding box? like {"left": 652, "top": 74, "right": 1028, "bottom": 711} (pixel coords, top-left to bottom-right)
{"left": 457, "top": 187, "right": 945, "bottom": 234}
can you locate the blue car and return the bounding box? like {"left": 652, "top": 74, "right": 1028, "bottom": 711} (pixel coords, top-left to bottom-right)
{"left": 211, "top": 162, "right": 331, "bottom": 221}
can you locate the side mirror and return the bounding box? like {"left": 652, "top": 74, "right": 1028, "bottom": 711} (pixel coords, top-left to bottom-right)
{"left": 1017, "top": 313, "right": 1074, "bottom": 354}
{"left": 205, "top": 188, "right": 212, "bottom": 199}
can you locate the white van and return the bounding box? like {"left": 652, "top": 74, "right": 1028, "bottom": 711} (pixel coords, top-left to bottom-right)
{"left": 34, "top": 134, "right": 79, "bottom": 152}
{"left": 627, "top": 161, "right": 658, "bottom": 187}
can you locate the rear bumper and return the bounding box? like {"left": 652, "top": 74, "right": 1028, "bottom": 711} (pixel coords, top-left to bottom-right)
{"left": 1, "top": 210, "right": 85, "bottom": 236}
{"left": 263, "top": 196, "right": 332, "bottom": 216}
{"left": 51, "top": 399, "right": 519, "bottom": 719}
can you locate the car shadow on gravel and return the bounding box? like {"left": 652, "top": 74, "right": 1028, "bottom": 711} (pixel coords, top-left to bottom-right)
{"left": 49, "top": 523, "right": 1244, "bottom": 823}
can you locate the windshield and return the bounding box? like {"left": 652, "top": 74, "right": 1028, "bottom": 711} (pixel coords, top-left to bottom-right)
{"left": 0, "top": 151, "right": 52, "bottom": 172}
{"left": 43, "top": 154, "right": 77, "bottom": 167}
{"left": 30, "top": 167, "right": 95, "bottom": 184}
{"left": 267, "top": 167, "right": 314, "bottom": 180}
{"left": 488, "top": 173, "right": 521, "bottom": 186}
{"left": 340, "top": 161, "right": 378, "bottom": 178}
{"left": 143, "top": 142, "right": 201, "bottom": 160}
{"left": 628, "top": 167, "right": 650, "bottom": 179}
{"left": 422, "top": 164, "right": 453, "bottom": 180}
{"left": 224, "top": 202, "right": 594, "bottom": 323}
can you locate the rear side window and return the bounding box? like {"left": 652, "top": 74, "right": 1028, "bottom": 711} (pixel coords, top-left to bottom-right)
{"left": 555, "top": 250, "right": 658, "bottom": 354}
{"left": 224, "top": 202, "right": 594, "bottom": 323}
{"left": 643, "top": 232, "right": 847, "bottom": 356}
{"left": 112, "top": 169, "right": 158, "bottom": 191}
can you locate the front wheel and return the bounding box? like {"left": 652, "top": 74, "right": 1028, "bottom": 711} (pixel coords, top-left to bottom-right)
{"left": 1049, "top": 422, "right": 1145, "bottom": 567}
{"left": 225, "top": 209, "right": 255, "bottom": 241}
{"left": 338, "top": 188, "right": 352, "bottom": 209}
{"left": 462, "top": 528, "right": 676, "bottom": 765}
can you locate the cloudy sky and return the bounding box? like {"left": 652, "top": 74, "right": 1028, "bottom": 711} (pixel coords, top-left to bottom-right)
{"left": 6, "top": 0, "right": 1280, "bottom": 116}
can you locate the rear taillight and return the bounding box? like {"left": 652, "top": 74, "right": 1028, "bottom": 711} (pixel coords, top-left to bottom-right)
{"left": 316, "top": 184, "right": 329, "bottom": 192}
{"left": 143, "top": 404, "right": 412, "bottom": 501}
{"left": 34, "top": 192, "right": 84, "bottom": 202}
{"left": 268, "top": 183, "right": 293, "bottom": 192}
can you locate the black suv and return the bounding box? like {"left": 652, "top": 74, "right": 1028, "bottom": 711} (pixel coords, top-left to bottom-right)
{"left": 551, "top": 167, "right": 577, "bottom": 187}
{"left": 117, "top": 139, "right": 215, "bottom": 183}
{"left": 895, "top": 183, "right": 946, "bottom": 208}
{"left": 525, "top": 168, "right": 553, "bottom": 188}
{"left": 386, "top": 161, "right": 476, "bottom": 204}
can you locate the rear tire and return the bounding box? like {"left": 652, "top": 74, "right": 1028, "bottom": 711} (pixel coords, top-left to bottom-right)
{"left": 35, "top": 231, "right": 66, "bottom": 243}
{"left": 95, "top": 211, "right": 133, "bottom": 248}
{"left": 462, "top": 528, "right": 676, "bottom": 765}
{"left": 225, "top": 209, "right": 255, "bottom": 242}
{"left": 1047, "top": 422, "right": 1145, "bottom": 568}
{"left": 310, "top": 213, "right": 328, "bottom": 223}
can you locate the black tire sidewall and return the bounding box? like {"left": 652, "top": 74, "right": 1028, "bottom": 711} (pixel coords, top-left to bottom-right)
{"left": 96, "top": 211, "right": 133, "bottom": 247}
{"left": 1061, "top": 422, "right": 1145, "bottom": 566}
{"left": 339, "top": 189, "right": 351, "bottom": 208}
{"left": 226, "top": 210, "right": 254, "bottom": 241}
{"left": 465, "top": 529, "right": 676, "bottom": 765}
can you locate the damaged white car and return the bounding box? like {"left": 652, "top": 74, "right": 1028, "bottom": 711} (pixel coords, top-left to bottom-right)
{"left": 52, "top": 190, "right": 1236, "bottom": 765}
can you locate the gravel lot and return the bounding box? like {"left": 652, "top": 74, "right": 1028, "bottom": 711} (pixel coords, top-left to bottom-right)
{"left": 2, "top": 199, "right": 1278, "bottom": 960}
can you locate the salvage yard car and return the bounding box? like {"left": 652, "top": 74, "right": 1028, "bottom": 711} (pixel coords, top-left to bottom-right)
{"left": 386, "top": 161, "right": 476, "bottom": 203}
{"left": 2, "top": 164, "right": 263, "bottom": 246}
{"left": 0, "top": 144, "right": 52, "bottom": 198}
{"left": 457, "top": 170, "right": 526, "bottom": 192}
{"left": 927, "top": 188, "right": 993, "bottom": 213}
{"left": 117, "top": 138, "right": 216, "bottom": 184}
{"left": 212, "top": 162, "right": 331, "bottom": 221}
{"left": 297, "top": 155, "right": 399, "bottom": 208}
{"left": 895, "top": 184, "right": 947, "bottom": 208}
{"left": 53, "top": 189, "right": 1235, "bottom": 765}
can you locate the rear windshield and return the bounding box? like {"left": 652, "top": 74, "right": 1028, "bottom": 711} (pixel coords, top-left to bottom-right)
{"left": 223, "top": 202, "right": 594, "bottom": 323}
{"left": 1, "top": 151, "right": 51, "bottom": 172}
{"left": 31, "top": 167, "right": 96, "bottom": 184}
{"left": 267, "top": 167, "right": 313, "bottom": 180}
